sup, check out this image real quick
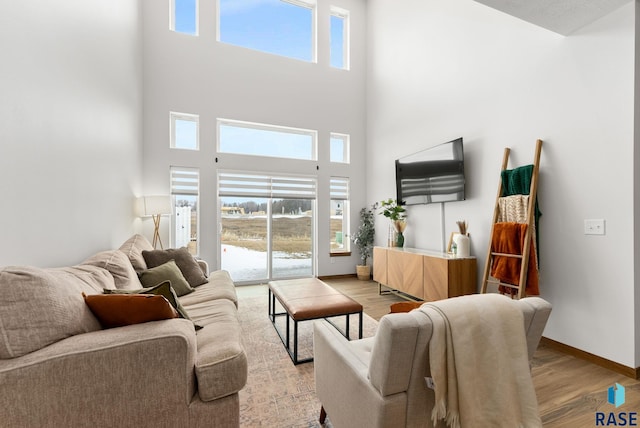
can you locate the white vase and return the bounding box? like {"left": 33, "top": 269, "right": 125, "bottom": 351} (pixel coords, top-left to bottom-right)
{"left": 453, "top": 234, "right": 470, "bottom": 258}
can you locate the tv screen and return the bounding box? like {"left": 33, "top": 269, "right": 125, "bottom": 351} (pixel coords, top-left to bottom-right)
{"left": 395, "top": 137, "right": 465, "bottom": 205}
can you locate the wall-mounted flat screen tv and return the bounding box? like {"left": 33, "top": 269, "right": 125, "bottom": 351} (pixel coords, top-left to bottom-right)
{"left": 395, "top": 137, "right": 465, "bottom": 206}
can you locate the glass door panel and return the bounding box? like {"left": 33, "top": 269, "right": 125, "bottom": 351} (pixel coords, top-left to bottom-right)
{"left": 271, "top": 199, "right": 313, "bottom": 279}
{"left": 220, "top": 197, "right": 268, "bottom": 282}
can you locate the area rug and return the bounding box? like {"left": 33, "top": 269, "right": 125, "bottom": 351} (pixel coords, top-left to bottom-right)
{"left": 237, "top": 286, "right": 379, "bottom": 427}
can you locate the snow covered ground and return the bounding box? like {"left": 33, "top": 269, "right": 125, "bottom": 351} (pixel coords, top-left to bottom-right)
{"left": 221, "top": 244, "right": 312, "bottom": 282}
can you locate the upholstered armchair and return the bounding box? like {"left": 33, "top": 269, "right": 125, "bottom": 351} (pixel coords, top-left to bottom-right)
{"left": 313, "top": 295, "right": 551, "bottom": 428}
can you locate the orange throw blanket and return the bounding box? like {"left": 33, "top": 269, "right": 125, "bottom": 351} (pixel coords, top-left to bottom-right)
{"left": 490, "top": 222, "right": 539, "bottom": 296}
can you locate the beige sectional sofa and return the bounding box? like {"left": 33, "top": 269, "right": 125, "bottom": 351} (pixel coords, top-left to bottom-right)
{"left": 0, "top": 235, "right": 247, "bottom": 428}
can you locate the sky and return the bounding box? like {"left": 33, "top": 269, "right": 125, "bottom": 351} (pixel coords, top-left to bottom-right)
{"left": 174, "top": 0, "right": 345, "bottom": 67}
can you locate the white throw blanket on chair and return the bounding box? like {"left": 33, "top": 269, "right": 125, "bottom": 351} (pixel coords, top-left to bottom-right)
{"left": 420, "top": 294, "right": 541, "bottom": 428}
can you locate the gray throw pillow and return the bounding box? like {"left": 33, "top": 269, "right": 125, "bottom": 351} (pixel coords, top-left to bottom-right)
{"left": 142, "top": 247, "right": 208, "bottom": 288}
{"left": 138, "top": 260, "right": 194, "bottom": 297}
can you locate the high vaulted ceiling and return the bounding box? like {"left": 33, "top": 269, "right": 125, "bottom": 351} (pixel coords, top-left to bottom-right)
{"left": 472, "top": 0, "right": 632, "bottom": 35}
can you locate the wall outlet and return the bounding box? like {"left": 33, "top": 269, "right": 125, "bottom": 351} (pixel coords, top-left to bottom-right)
{"left": 584, "top": 219, "right": 605, "bottom": 235}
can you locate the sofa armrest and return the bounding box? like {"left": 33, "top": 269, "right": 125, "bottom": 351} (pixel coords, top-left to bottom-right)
{"left": 0, "top": 319, "right": 197, "bottom": 427}
{"left": 196, "top": 258, "right": 209, "bottom": 277}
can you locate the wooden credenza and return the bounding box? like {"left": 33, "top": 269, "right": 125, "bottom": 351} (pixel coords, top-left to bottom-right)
{"left": 373, "top": 246, "right": 477, "bottom": 301}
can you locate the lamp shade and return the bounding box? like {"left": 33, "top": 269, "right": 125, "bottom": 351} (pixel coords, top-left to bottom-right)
{"left": 138, "top": 196, "right": 172, "bottom": 217}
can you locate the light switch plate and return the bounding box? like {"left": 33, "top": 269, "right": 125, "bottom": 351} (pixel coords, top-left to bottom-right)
{"left": 584, "top": 219, "right": 605, "bottom": 235}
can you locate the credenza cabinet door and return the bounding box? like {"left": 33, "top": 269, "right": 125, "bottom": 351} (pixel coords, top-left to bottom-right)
{"left": 423, "top": 256, "right": 448, "bottom": 302}
{"left": 373, "top": 246, "right": 388, "bottom": 285}
{"left": 373, "top": 247, "right": 477, "bottom": 302}
{"left": 388, "top": 250, "right": 424, "bottom": 299}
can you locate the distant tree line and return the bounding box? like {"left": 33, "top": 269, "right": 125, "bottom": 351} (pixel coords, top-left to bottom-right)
{"left": 223, "top": 199, "right": 312, "bottom": 215}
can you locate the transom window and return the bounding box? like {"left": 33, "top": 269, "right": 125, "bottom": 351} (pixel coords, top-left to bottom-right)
{"left": 218, "top": 119, "right": 317, "bottom": 161}
{"left": 171, "top": 0, "right": 198, "bottom": 36}
{"left": 218, "top": 0, "right": 316, "bottom": 62}
{"left": 171, "top": 112, "right": 199, "bottom": 150}
{"left": 330, "top": 132, "right": 350, "bottom": 163}
{"left": 330, "top": 7, "right": 349, "bottom": 69}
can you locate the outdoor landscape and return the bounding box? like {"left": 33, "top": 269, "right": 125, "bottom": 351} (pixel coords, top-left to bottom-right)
{"left": 219, "top": 210, "right": 346, "bottom": 282}
{"left": 222, "top": 216, "right": 312, "bottom": 255}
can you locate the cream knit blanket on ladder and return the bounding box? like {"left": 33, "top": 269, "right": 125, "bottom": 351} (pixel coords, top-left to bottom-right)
{"left": 420, "top": 294, "right": 542, "bottom": 428}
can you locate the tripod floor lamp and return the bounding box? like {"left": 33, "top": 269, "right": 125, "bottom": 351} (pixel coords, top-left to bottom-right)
{"left": 138, "top": 196, "right": 172, "bottom": 249}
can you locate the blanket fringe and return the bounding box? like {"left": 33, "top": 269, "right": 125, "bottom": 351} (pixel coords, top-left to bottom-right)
{"left": 431, "top": 400, "right": 447, "bottom": 426}
{"left": 432, "top": 401, "right": 461, "bottom": 428}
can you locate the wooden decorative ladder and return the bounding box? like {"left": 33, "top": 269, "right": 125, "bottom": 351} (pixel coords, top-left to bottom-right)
{"left": 480, "top": 139, "right": 543, "bottom": 299}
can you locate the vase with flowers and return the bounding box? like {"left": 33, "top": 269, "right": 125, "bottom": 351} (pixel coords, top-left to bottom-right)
{"left": 379, "top": 199, "right": 407, "bottom": 247}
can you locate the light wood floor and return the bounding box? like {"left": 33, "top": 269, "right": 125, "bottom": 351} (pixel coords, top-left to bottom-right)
{"left": 320, "top": 277, "right": 640, "bottom": 427}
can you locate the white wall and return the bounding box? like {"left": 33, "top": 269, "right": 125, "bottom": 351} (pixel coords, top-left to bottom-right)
{"left": 367, "top": 0, "right": 637, "bottom": 367}
{"left": 0, "top": 0, "right": 143, "bottom": 267}
{"left": 141, "top": 0, "right": 367, "bottom": 277}
{"left": 635, "top": 0, "right": 640, "bottom": 367}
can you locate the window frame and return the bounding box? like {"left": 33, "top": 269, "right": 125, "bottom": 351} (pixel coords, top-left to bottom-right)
{"left": 329, "top": 176, "right": 350, "bottom": 256}
{"left": 217, "top": 118, "right": 318, "bottom": 161}
{"left": 170, "top": 112, "right": 200, "bottom": 151}
{"left": 170, "top": 0, "right": 199, "bottom": 36}
{"left": 170, "top": 166, "right": 200, "bottom": 255}
{"left": 330, "top": 6, "right": 350, "bottom": 70}
{"left": 330, "top": 132, "right": 350, "bottom": 164}
{"left": 217, "top": 0, "right": 317, "bottom": 63}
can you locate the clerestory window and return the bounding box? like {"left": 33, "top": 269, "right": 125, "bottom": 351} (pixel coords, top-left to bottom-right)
{"left": 171, "top": 0, "right": 198, "bottom": 36}
{"left": 330, "top": 132, "right": 350, "bottom": 163}
{"left": 218, "top": 119, "right": 317, "bottom": 161}
{"left": 170, "top": 112, "right": 199, "bottom": 150}
{"left": 218, "top": 0, "right": 316, "bottom": 62}
{"left": 330, "top": 6, "right": 349, "bottom": 69}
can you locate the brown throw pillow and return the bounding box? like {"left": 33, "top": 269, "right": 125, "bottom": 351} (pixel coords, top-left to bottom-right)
{"left": 142, "top": 247, "right": 208, "bottom": 288}
{"left": 138, "top": 260, "right": 194, "bottom": 297}
{"left": 103, "top": 281, "right": 202, "bottom": 330}
{"left": 83, "top": 293, "right": 178, "bottom": 329}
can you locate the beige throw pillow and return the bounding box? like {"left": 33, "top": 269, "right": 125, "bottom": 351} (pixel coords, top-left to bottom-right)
{"left": 82, "top": 250, "right": 142, "bottom": 290}
{"left": 118, "top": 234, "right": 154, "bottom": 272}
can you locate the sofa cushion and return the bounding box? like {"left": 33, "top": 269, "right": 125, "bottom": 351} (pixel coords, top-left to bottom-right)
{"left": 0, "top": 265, "right": 108, "bottom": 359}
{"left": 138, "top": 260, "right": 194, "bottom": 297}
{"left": 104, "top": 281, "right": 201, "bottom": 330}
{"left": 142, "top": 247, "right": 208, "bottom": 288}
{"left": 189, "top": 299, "right": 248, "bottom": 401}
{"left": 178, "top": 270, "right": 238, "bottom": 308}
{"left": 82, "top": 250, "right": 143, "bottom": 290}
{"left": 83, "top": 293, "right": 178, "bottom": 328}
{"left": 118, "top": 234, "right": 154, "bottom": 272}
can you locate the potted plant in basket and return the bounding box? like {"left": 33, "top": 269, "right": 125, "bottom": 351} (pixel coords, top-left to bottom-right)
{"left": 352, "top": 205, "right": 376, "bottom": 280}
{"left": 379, "top": 199, "right": 407, "bottom": 247}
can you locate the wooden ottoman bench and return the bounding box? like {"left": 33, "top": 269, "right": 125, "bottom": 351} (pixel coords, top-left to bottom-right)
{"left": 268, "top": 278, "right": 363, "bottom": 365}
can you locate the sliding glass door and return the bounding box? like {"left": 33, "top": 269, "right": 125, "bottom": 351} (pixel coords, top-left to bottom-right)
{"left": 219, "top": 172, "right": 315, "bottom": 283}
{"left": 220, "top": 196, "right": 268, "bottom": 282}
{"left": 271, "top": 198, "right": 313, "bottom": 278}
